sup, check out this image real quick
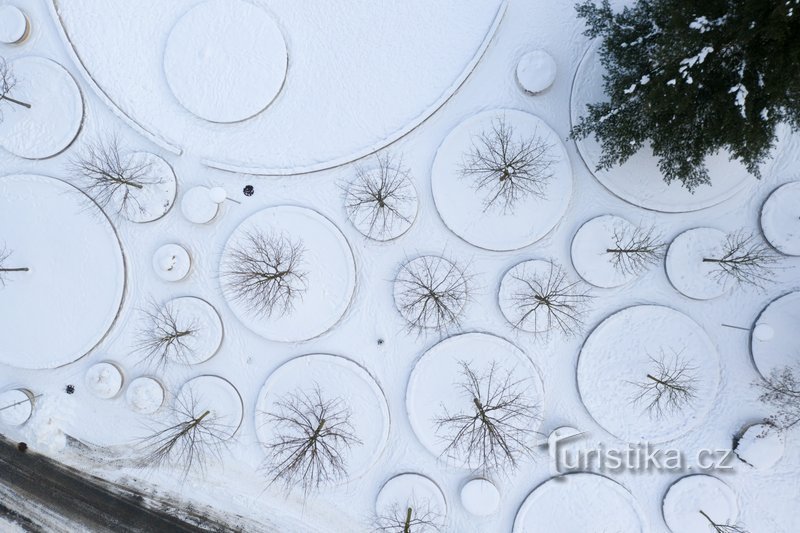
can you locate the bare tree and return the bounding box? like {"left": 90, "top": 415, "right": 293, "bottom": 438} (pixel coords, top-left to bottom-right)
{"left": 221, "top": 231, "right": 307, "bottom": 318}
{"left": 134, "top": 299, "right": 199, "bottom": 369}
{"left": 373, "top": 499, "right": 443, "bottom": 533}
{"left": 756, "top": 366, "right": 800, "bottom": 431}
{"left": 0, "top": 58, "right": 31, "bottom": 115}
{"left": 699, "top": 510, "right": 748, "bottom": 533}
{"left": 434, "top": 361, "right": 541, "bottom": 473}
{"left": 606, "top": 223, "right": 664, "bottom": 275}
{"left": 394, "top": 255, "right": 470, "bottom": 333}
{"left": 629, "top": 350, "right": 698, "bottom": 418}
{"left": 460, "top": 116, "right": 555, "bottom": 212}
{"left": 71, "top": 136, "right": 162, "bottom": 219}
{"left": 0, "top": 244, "right": 28, "bottom": 287}
{"left": 261, "top": 386, "right": 361, "bottom": 495}
{"left": 703, "top": 230, "right": 780, "bottom": 289}
{"left": 138, "top": 389, "right": 231, "bottom": 476}
{"left": 344, "top": 153, "right": 417, "bottom": 240}
{"left": 504, "top": 261, "right": 591, "bottom": 336}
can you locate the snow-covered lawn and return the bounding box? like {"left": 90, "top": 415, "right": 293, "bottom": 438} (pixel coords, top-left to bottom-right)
{"left": 0, "top": 1, "right": 798, "bottom": 532}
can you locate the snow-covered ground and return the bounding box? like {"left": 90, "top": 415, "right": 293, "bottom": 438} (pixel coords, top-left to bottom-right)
{"left": 1, "top": 0, "right": 799, "bottom": 532}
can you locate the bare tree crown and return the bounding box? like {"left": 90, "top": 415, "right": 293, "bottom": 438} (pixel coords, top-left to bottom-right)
{"left": 756, "top": 366, "right": 800, "bottom": 431}
{"left": 139, "top": 389, "right": 231, "bottom": 477}
{"left": 628, "top": 350, "right": 698, "bottom": 418}
{"left": 606, "top": 223, "right": 664, "bottom": 275}
{"left": 344, "top": 153, "right": 417, "bottom": 240}
{"left": 222, "top": 231, "right": 307, "bottom": 318}
{"left": 505, "top": 261, "right": 591, "bottom": 336}
{"left": 72, "top": 136, "right": 161, "bottom": 218}
{"left": 703, "top": 230, "right": 780, "bottom": 289}
{"left": 134, "top": 299, "right": 199, "bottom": 369}
{"left": 699, "top": 510, "right": 749, "bottom": 533}
{"left": 262, "top": 386, "right": 361, "bottom": 495}
{"left": 0, "top": 58, "right": 31, "bottom": 113}
{"left": 0, "top": 244, "right": 29, "bottom": 287}
{"left": 460, "top": 117, "right": 555, "bottom": 212}
{"left": 434, "top": 361, "right": 540, "bottom": 473}
{"left": 394, "top": 255, "right": 470, "bottom": 333}
{"left": 373, "top": 499, "right": 443, "bottom": 533}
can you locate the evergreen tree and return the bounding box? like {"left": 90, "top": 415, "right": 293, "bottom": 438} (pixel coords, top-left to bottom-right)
{"left": 571, "top": 0, "right": 800, "bottom": 191}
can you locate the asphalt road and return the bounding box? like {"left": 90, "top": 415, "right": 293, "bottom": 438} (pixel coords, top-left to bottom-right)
{"left": 0, "top": 435, "right": 242, "bottom": 532}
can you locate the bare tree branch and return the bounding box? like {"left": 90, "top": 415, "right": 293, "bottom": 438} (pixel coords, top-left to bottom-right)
{"left": 71, "top": 136, "right": 162, "bottom": 219}
{"left": 394, "top": 255, "right": 470, "bottom": 333}
{"left": 628, "top": 349, "right": 698, "bottom": 418}
{"left": 138, "top": 388, "right": 232, "bottom": 477}
{"left": 755, "top": 366, "right": 800, "bottom": 431}
{"left": 0, "top": 58, "right": 31, "bottom": 113}
{"left": 460, "top": 116, "right": 555, "bottom": 213}
{"left": 703, "top": 230, "right": 780, "bottom": 289}
{"left": 0, "top": 243, "right": 29, "bottom": 287}
{"left": 373, "top": 499, "right": 443, "bottom": 533}
{"left": 261, "top": 386, "right": 361, "bottom": 495}
{"left": 434, "top": 361, "right": 541, "bottom": 473}
{"left": 344, "top": 153, "right": 417, "bottom": 240}
{"left": 699, "top": 510, "right": 749, "bottom": 533}
{"left": 221, "top": 231, "right": 308, "bottom": 318}
{"left": 504, "top": 261, "right": 592, "bottom": 336}
{"left": 606, "top": 223, "right": 664, "bottom": 275}
{"left": 134, "top": 299, "right": 199, "bottom": 369}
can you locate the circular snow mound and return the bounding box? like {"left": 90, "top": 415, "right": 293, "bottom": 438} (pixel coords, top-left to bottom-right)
{"left": 85, "top": 362, "right": 124, "bottom": 399}
{"left": 375, "top": 473, "right": 446, "bottom": 527}
{"left": 571, "top": 41, "right": 753, "bottom": 212}
{"left": 735, "top": 422, "right": 785, "bottom": 469}
{"left": 513, "top": 473, "right": 645, "bottom": 532}
{"left": 666, "top": 227, "right": 729, "bottom": 300}
{"left": 152, "top": 243, "right": 191, "bottom": 282}
{"left": 662, "top": 475, "right": 738, "bottom": 533}
{"left": 406, "top": 333, "right": 544, "bottom": 469}
{"left": 178, "top": 375, "right": 243, "bottom": 440}
{"left": 163, "top": 0, "right": 287, "bottom": 123}
{"left": 0, "top": 6, "right": 28, "bottom": 44}
{"left": 0, "top": 389, "right": 34, "bottom": 426}
{"left": 751, "top": 291, "right": 800, "bottom": 379}
{"left": 220, "top": 206, "right": 356, "bottom": 342}
{"left": 0, "top": 175, "right": 125, "bottom": 369}
{"left": 461, "top": 478, "right": 500, "bottom": 516}
{"left": 516, "top": 50, "right": 556, "bottom": 94}
{"left": 256, "top": 354, "right": 390, "bottom": 485}
{"left": 0, "top": 57, "right": 83, "bottom": 159}
{"left": 578, "top": 305, "right": 720, "bottom": 443}
{"left": 761, "top": 181, "right": 800, "bottom": 255}
{"left": 431, "top": 109, "right": 572, "bottom": 251}
{"left": 118, "top": 152, "right": 176, "bottom": 223}
{"left": 571, "top": 215, "right": 657, "bottom": 288}
{"left": 344, "top": 163, "right": 419, "bottom": 241}
{"left": 125, "top": 377, "right": 165, "bottom": 415}
{"left": 181, "top": 186, "right": 220, "bottom": 224}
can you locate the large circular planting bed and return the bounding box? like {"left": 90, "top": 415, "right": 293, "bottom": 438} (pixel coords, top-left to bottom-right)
{"left": 219, "top": 206, "right": 355, "bottom": 342}
{"left": 577, "top": 305, "right": 720, "bottom": 443}
{"left": 513, "top": 473, "right": 645, "bottom": 532}
{"left": 163, "top": 0, "right": 287, "bottom": 123}
{"left": 571, "top": 41, "right": 753, "bottom": 212}
{"left": 431, "top": 109, "right": 572, "bottom": 251}
{"left": 0, "top": 56, "right": 83, "bottom": 159}
{"left": 0, "top": 175, "right": 125, "bottom": 369}
{"left": 255, "top": 354, "right": 390, "bottom": 484}
{"left": 406, "top": 332, "right": 544, "bottom": 469}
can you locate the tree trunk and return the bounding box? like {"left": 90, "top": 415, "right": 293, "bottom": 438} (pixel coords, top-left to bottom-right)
{"left": 1, "top": 95, "right": 31, "bottom": 109}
